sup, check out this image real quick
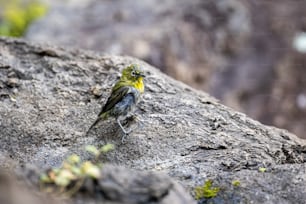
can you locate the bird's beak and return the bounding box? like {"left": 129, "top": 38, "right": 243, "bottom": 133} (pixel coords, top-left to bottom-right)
{"left": 139, "top": 73, "right": 145, "bottom": 78}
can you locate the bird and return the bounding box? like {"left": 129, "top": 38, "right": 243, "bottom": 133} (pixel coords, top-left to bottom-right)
{"left": 86, "top": 64, "right": 145, "bottom": 140}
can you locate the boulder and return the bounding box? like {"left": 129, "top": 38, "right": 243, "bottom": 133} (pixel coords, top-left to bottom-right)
{"left": 26, "top": 0, "right": 306, "bottom": 139}
{"left": 0, "top": 37, "right": 306, "bottom": 203}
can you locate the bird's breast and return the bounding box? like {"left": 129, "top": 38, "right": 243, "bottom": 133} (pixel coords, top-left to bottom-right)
{"left": 134, "top": 78, "right": 144, "bottom": 93}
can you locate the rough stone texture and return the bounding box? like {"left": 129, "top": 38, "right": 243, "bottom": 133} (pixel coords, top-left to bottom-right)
{"left": 26, "top": 0, "right": 306, "bottom": 139}
{"left": 0, "top": 170, "right": 57, "bottom": 204}
{"left": 0, "top": 37, "right": 306, "bottom": 203}
{"left": 86, "top": 165, "right": 194, "bottom": 204}
{"left": 14, "top": 164, "right": 194, "bottom": 204}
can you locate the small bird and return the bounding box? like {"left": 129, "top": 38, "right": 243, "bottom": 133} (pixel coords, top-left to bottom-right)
{"left": 86, "top": 64, "right": 145, "bottom": 140}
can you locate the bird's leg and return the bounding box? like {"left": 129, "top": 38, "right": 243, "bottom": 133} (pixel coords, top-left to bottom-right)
{"left": 117, "top": 118, "right": 131, "bottom": 142}
{"left": 133, "top": 115, "right": 145, "bottom": 130}
{"left": 117, "top": 114, "right": 144, "bottom": 142}
{"left": 125, "top": 114, "right": 144, "bottom": 131}
{"left": 116, "top": 118, "right": 130, "bottom": 134}
{"left": 125, "top": 113, "right": 143, "bottom": 133}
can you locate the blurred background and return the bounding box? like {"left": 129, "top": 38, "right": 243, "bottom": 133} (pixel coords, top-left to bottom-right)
{"left": 1, "top": 0, "right": 305, "bottom": 139}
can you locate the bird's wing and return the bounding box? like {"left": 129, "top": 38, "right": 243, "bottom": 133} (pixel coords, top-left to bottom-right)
{"left": 99, "top": 86, "right": 131, "bottom": 115}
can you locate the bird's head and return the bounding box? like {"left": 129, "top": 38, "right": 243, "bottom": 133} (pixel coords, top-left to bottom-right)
{"left": 121, "top": 64, "right": 145, "bottom": 81}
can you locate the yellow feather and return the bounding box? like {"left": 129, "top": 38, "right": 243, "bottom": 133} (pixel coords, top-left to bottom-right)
{"left": 132, "top": 77, "right": 144, "bottom": 93}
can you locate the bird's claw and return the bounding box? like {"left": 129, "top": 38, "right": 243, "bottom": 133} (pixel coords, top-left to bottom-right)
{"left": 121, "top": 132, "right": 129, "bottom": 143}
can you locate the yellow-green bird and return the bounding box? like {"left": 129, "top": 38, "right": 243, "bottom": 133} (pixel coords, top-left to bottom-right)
{"left": 86, "top": 64, "right": 145, "bottom": 138}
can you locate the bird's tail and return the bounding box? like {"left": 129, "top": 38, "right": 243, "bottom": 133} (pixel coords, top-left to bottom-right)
{"left": 85, "top": 117, "right": 100, "bottom": 136}
{"left": 85, "top": 112, "right": 108, "bottom": 136}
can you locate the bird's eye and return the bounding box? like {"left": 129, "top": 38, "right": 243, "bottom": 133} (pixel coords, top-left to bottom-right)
{"left": 131, "top": 71, "right": 136, "bottom": 76}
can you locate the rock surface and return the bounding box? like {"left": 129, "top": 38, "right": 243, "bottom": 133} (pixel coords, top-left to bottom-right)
{"left": 26, "top": 0, "right": 306, "bottom": 139}
{"left": 85, "top": 165, "right": 195, "bottom": 204}
{"left": 0, "top": 170, "right": 57, "bottom": 204}
{"left": 12, "top": 164, "right": 194, "bottom": 204}
{"left": 0, "top": 37, "right": 306, "bottom": 203}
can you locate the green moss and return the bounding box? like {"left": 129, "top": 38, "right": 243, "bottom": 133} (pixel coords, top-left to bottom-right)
{"left": 0, "top": 0, "right": 48, "bottom": 37}
{"left": 39, "top": 144, "right": 114, "bottom": 196}
{"left": 232, "top": 180, "right": 241, "bottom": 187}
{"left": 195, "top": 180, "right": 220, "bottom": 200}
{"left": 259, "top": 167, "right": 266, "bottom": 173}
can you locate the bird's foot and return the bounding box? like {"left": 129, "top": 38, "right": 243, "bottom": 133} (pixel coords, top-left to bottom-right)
{"left": 121, "top": 133, "right": 128, "bottom": 143}
{"left": 128, "top": 114, "right": 145, "bottom": 129}
{"left": 120, "top": 127, "right": 137, "bottom": 143}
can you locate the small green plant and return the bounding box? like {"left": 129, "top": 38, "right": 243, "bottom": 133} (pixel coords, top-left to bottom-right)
{"left": 194, "top": 180, "right": 220, "bottom": 200}
{"left": 232, "top": 180, "right": 241, "bottom": 187}
{"left": 259, "top": 167, "right": 266, "bottom": 173}
{"left": 39, "top": 144, "right": 114, "bottom": 196}
{"left": 0, "top": 0, "right": 48, "bottom": 37}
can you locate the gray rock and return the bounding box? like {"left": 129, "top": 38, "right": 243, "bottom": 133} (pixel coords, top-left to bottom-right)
{"left": 0, "top": 37, "right": 306, "bottom": 203}
{"left": 14, "top": 164, "right": 195, "bottom": 204}
{"left": 0, "top": 169, "right": 56, "bottom": 204}
{"left": 92, "top": 165, "right": 195, "bottom": 204}
{"left": 26, "top": 0, "right": 306, "bottom": 140}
